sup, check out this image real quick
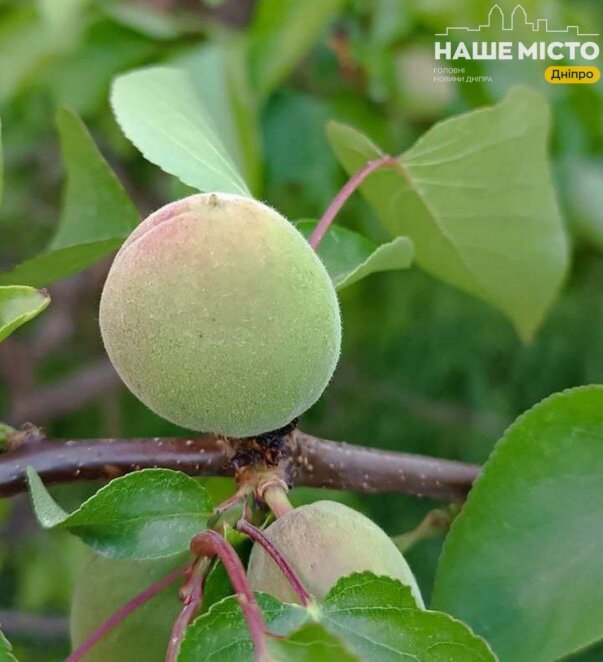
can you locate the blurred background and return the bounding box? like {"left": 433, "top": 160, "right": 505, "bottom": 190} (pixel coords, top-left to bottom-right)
{"left": 0, "top": 0, "right": 601, "bottom": 659}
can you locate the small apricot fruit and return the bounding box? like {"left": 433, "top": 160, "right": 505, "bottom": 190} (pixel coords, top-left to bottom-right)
{"left": 100, "top": 193, "right": 341, "bottom": 437}
{"left": 247, "top": 500, "right": 424, "bottom": 607}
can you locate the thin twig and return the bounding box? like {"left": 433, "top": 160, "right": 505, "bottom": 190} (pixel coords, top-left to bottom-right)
{"left": 393, "top": 505, "right": 460, "bottom": 553}
{"left": 0, "top": 431, "right": 480, "bottom": 501}
{"left": 167, "top": 558, "right": 211, "bottom": 662}
{"left": 309, "top": 154, "right": 397, "bottom": 249}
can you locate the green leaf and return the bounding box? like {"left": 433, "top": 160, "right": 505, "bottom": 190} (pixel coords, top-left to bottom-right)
{"left": 0, "top": 108, "right": 138, "bottom": 287}
{"left": 323, "top": 571, "right": 418, "bottom": 611}
{"left": 248, "top": 0, "right": 345, "bottom": 100}
{"left": 0, "top": 7, "right": 51, "bottom": 103}
{"left": 432, "top": 385, "right": 603, "bottom": 661}
{"left": 0, "top": 629, "right": 18, "bottom": 662}
{"left": 180, "top": 574, "right": 493, "bottom": 662}
{"left": 327, "top": 86, "right": 568, "bottom": 341}
{"left": 178, "top": 593, "right": 306, "bottom": 661}
{"left": 111, "top": 66, "right": 251, "bottom": 196}
{"left": 295, "top": 220, "right": 413, "bottom": 290}
{"left": 0, "top": 116, "right": 3, "bottom": 206}
{"left": 0, "top": 286, "right": 50, "bottom": 342}
{"left": 175, "top": 42, "right": 262, "bottom": 195}
{"left": 37, "top": 0, "right": 85, "bottom": 48}
{"left": 270, "top": 623, "right": 360, "bottom": 661}
{"left": 26, "top": 467, "right": 212, "bottom": 559}
{"left": 102, "top": 2, "right": 190, "bottom": 40}
{"left": 319, "top": 574, "right": 494, "bottom": 661}
{"left": 0, "top": 241, "right": 120, "bottom": 288}
{"left": 566, "top": 159, "right": 603, "bottom": 252}
{"left": 51, "top": 107, "right": 138, "bottom": 249}
{"left": 26, "top": 466, "right": 69, "bottom": 527}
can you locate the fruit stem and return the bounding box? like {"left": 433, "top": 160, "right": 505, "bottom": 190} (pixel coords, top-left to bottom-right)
{"left": 393, "top": 504, "right": 461, "bottom": 553}
{"left": 166, "top": 557, "right": 212, "bottom": 662}
{"left": 190, "top": 530, "right": 270, "bottom": 662}
{"left": 66, "top": 566, "right": 186, "bottom": 662}
{"left": 237, "top": 519, "right": 312, "bottom": 607}
{"left": 309, "top": 154, "right": 398, "bottom": 249}
{"left": 262, "top": 484, "right": 293, "bottom": 519}
{"left": 213, "top": 483, "right": 252, "bottom": 515}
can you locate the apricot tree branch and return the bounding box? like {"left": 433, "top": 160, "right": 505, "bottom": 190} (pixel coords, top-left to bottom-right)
{"left": 289, "top": 432, "right": 478, "bottom": 500}
{"left": 0, "top": 429, "right": 479, "bottom": 501}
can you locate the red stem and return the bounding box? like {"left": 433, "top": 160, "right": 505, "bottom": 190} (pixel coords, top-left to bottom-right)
{"left": 309, "top": 154, "right": 397, "bottom": 249}
{"left": 237, "top": 519, "right": 312, "bottom": 607}
{"left": 67, "top": 566, "right": 186, "bottom": 662}
{"left": 166, "top": 559, "right": 210, "bottom": 662}
{"left": 190, "top": 531, "right": 269, "bottom": 661}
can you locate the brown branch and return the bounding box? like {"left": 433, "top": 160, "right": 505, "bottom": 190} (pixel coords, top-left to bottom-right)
{"left": 0, "top": 429, "right": 479, "bottom": 501}
{"left": 290, "top": 432, "right": 479, "bottom": 500}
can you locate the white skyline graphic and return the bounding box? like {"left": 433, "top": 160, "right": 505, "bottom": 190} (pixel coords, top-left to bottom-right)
{"left": 435, "top": 4, "right": 599, "bottom": 38}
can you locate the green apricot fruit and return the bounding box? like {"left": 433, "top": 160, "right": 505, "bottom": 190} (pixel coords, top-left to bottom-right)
{"left": 70, "top": 552, "right": 186, "bottom": 662}
{"left": 100, "top": 193, "right": 341, "bottom": 437}
{"left": 247, "top": 500, "right": 424, "bottom": 607}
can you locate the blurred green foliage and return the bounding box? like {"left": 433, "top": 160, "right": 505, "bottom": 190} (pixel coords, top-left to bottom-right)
{"left": 0, "top": 0, "right": 601, "bottom": 659}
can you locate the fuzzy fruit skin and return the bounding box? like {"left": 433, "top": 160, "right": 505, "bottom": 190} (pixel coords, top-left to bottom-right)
{"left": 100, "top": 193, "right": 341, "bottom": 437}
{"left": 247, "top": 500, "right": 424, "bottom": 607}
{"left": 70, "top": 552, "right": 185, "bottom": 662}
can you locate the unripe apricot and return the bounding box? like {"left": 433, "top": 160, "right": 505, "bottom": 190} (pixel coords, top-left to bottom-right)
{"left": 100, "top": 193, "right": 341, "bottom": 437}
{"left": 247, "top": 500, "right": 424, "bottom": 607}
{"left": 70, "top": 553, "right": 185, "bottom": 662}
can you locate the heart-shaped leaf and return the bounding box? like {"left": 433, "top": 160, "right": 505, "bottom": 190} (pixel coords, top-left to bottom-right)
{"left": 432, "top": 385, "right": 603, "bottom": 661}
{"left": 111, "top": 66, "right": 251, "bottom": 196}
{"left": 327, "top": 86, "right": 568, "bottom": 341}
{"left": 27, "top": 467, "right": 212, "bottom": 559}
{"left": 0, "top": 108, "right": 138, "bottom": 287}
{"left": 296, "top": 221, "right": 413, "bottom": 290}
{"left": 0, "top": 285, "right": 50, "bottom": 342}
